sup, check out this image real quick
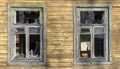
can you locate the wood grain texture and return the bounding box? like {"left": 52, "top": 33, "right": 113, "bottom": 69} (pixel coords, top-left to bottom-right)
{"left": 0, "top": 0, "right": 118, "bottom": 68}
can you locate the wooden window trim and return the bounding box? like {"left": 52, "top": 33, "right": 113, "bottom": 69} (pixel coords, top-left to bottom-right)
{"left": 74, "top": 4, "right": 112, "bottom": 64}
{"left": 8, "top": 4, "right": 46, "bottom": 65}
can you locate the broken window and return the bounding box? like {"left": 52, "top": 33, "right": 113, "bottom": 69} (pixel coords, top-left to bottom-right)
{"left": 16, "top": 11, "right": 40, "bottom": 24}
{"left": 15, "top": 11, "right": 41, "bottom": 59}
{"left": 80, "top": 11, "right": 105, "bottom": 24}
{"left": 8, "top": 4, "right": 46, "bottom": 65}
{"left": 74, "top": 5, "right": 112, "bottom": 64}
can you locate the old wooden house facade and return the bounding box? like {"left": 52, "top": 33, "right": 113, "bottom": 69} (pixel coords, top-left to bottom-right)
{"left": 0, "top": 0, "right": 119, "bottom": 69}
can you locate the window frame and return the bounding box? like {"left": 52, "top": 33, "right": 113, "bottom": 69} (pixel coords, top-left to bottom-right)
{"left": 74, "top": 4, "right": 112, "bottom": 64}
{"left": 8, "top": 4, "right": 46, "bottom": 65}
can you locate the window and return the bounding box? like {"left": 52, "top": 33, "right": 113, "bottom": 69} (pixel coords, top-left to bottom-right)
{"left": 8, "top": 4, "right": 46, "bottom": 65}
{"left": 74, "top": 4, "right": 112, "bottom": 64}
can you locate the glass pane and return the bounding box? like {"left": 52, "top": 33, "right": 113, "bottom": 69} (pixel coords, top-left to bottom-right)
{"left": 16, "top": 11, "right": 40, "bottom": 24}
{"left": 94, "top": 34, "right": 104, "bottom": 57}
{"left": 30, "top": 27, "right": 40, "bottom": 34}
{"left": 29, "top": 35, "right": 40, "bottom": 58}
{"left": 80, "top": 35, "right": 91, "bottom": 58}
{"left": 16, "top": 34, "right": 26, "bottom": 58}
{"left": 95, "top": 27, "right": 104, "bottom": 34}
{"left": 80, "top": 11, "right": 104, "bottom": 24}
{"left": 16, "top": 28, "right": 24, "bottom": 34}
{"left": 81, "top": 28, "right": 90, "bottom": 33}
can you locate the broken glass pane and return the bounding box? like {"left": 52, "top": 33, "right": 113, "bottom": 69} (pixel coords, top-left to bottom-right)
{"left": 80, "top": 11, "right": 104, "bottom": 24}
{"left": 16, "top": 34, "right": 26, "bottom": 58}
{"left": 95, "top": 27, "right": 104, "bottom": 34}
{"left": 16, "top": 11, "right": 40, "bottom": 24}
{"left": 29, "top": 35, "right": 40, "bottom": 58}
{"left": 16, "top": 28, "right": 25, "bottom": 34}
{"left": 29, "top": 27, "right": 40, "bottom": 34}
{"left": 94, "top": 34, "right": 104, "bottom": 57}
{"left": 81, "top": 28, "right": 90, "bottom": 33}
{"left": 80, "top": 35, "right": 91, "bottom": 58}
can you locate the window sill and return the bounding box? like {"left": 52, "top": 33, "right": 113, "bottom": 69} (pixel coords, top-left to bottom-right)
{"left": 8, "top": 60, "right": 46, "bottom": 65}
{"left": 74, "top": 61, "right": 112, "bottom": 65}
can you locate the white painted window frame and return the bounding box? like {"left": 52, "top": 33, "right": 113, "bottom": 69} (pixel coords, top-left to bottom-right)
{"left": 74, "top": 4, "right": 112, "bottom": 64}
{"left": 8, "top": 4, "right": 46, "bottom": 65}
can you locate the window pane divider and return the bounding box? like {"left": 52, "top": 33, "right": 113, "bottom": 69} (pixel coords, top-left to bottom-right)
{"left": 26, "top": 27, "right": 29, "bottom": 58}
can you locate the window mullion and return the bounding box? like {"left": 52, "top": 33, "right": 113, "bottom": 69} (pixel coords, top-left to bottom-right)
{"left": 26, "top": 27, "right": 29, "bottom": 58}
{"left": 91, "top": 26, "right": 95, "bottom": 59}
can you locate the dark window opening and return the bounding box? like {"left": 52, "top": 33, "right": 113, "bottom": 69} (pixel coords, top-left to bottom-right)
{"left": 81, "top": 28, "right": 90, "bottom": 33}
{"left": 16, "top": 34, "right": 26, "bottom": 58}
{"left": 80, "top": 11, "right": 104, "bottom": 24}
{"left": 16, "top": 11, "right": 40, "bottom": 24}
{"left": 29, "top": 35, "right": 40, "bottom": 58}
{"left": 94, "top": 34, "right": 104, "bottom": 57}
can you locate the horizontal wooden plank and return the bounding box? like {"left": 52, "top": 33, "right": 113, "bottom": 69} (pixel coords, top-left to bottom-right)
{"left": 0, "top": 50, "right": 7, "bottom": 53}
{"left": 47, "top": 39, "right": 73, "bottom": 42}
{"left": 47, "top": 42, "right": 73, "bottom": 46}
{"left": 47, "top": 46, "right": 73, "bottom": 49}
{"left": 0, "top": 36, "right": 7, "bottom": 39}
{"left": 0, "top": 40, "right": 7, "bottom": 44}
{"left": 47, "top": 41, "right": 73, "bottom": 46}
{"left": 47, "top": 19, "right": 73, "bottom": 23}
{"left": 47, "top": 2, "right": 72, "bottom": 7}
{"left": 0, "top": 33, "right": 7, "bottom": 37}
{"left": 112, "top": 20, "right": 120, "bottom": 23}
{"left": 47, "top": 12, "right": 72, "bottom": 16}
{"left": 112, "top": 12, "right": 120, "bottom": 15}
{"left": 47, "top": 28, "right": 73, "bottom": 33}
{"left": 47, "top": 37, "right": 73, "bottom": 42}
{"left": 112, "top": 0, "right": 120, "bottom": 2}
{"left": 47, "top": 49, "right": 73, "bottom": 54}
{"left": 31, "top": 67, "right": 73, "bottom": 69}
{"left": 112, "top": 3, "right": 120, "bottom": 7}
{"left": 0, "top": 19, "right": 7, "bottom": 23}
{"left": 47, "top": 36, "right": 73, "bottom": 42}
{"left": 0, "top": 29, "right": 7, "bottom": 32}
{"left": 0, "top": 46, "right": 7, "bottom": 50}
{"left": 0, "top": 24, "right": 7, "bottom": 26}
{"left": 48, "top": 16, "right": 73, "bottom": 20}
{"left": 47, "top": 58, "right": 73, "bottom": 62}
{"left": 50, "top": 67, "right": 73, "bottom": 69}
{"left": 74, "top": 0, "right": 109, "bottom": 3}
{"left": 0, "top": 3, "right": 6, "bottom": 7}
{"left": 46, "top": 1, "right": 73, "bottom": 3}
{"left": 0, "top": 62, "right": 6, "bottom": 66}
{"left": 10, "top": 0, "right": 46, "bottom": 3}
{"left": 47, "top": 33, "right": 73, "bottom": 37}
{"left": 0, "top": 12, "right": 7, "bottom": 16}
{"left": 112, "top": 16, "right": 120, "bottom": 20}
{"left": 47, "top": 63, "right": 72, "bottom": 67}
{"left": 47, "top": 23, "right": 73, "bottom": 28}
{"left": 47, "top": 23, "right": 71, "bottom": 28}
{"left": 0, "top": 54, "right": 7, "bottom": 59}
{"left": 0, "top": 59, "right": 7, "bottom": 62}
{"left": 0, "top": 7, "right": 6, "bottom": 11}
{"left": 112, "top": 8, "right": 120, "bottom": 12}
{"left": 47, "top": 53, "right": 73, "bottom": 59}
{"left": 0, "top": 0, "right": 7, "bottom": 3}
{"left": 10, "top": 0, "right": 45, "bottom": 1}
{"left": 47, "top": 7, "right": 72, "bottom": 12}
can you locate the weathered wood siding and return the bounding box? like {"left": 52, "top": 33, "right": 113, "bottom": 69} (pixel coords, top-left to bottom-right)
{"left": 0, "top": 0, "right": 119, "bottom": 69}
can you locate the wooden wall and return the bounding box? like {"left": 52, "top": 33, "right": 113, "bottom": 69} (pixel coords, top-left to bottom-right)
{"left": 0, "top": 0, "right": 120, "bottom": 69}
